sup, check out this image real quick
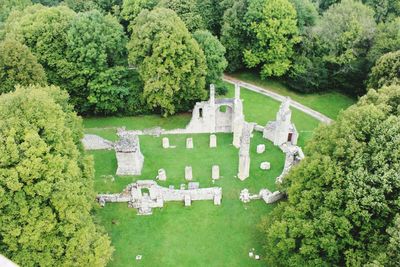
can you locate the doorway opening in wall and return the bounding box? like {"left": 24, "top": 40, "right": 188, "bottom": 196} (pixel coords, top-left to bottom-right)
{"left": 199, "top": 108, "right": 203, "bottom": 118}
{"left": 141, "top": 188, "right": 150, "bottom": 196}
{"left": 219, "top": 106, "right": 227, "bottom": 112}
{"left": 287, "top": 133, "right": 293, "bottom": 142}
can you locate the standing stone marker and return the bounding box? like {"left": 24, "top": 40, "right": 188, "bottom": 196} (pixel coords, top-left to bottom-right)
{"left": 185, "top": 166, "right": 193, "bottom": 180}
{"left": 212, "top": 165, "right": 220, "bottom": 180}
{"left": 256, "top": 144, "right": 265, "bottom": 154}
{"left": 184, "top": 195, "right": 191, "bottom": 206}
{"left": 186, "top": 137, "right": 193, "bottom": 149}
{"left": 157, "top": 169, "right": 167, "bottom": 181}
{"left": 210, "top": 134, "right": 217, "bottom": 148}
{"left": 162, "top": 137, "right": 169, "bottom": 148}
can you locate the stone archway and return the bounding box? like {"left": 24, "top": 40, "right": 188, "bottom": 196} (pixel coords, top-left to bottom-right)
{"left": 215, "top": 104, "right": 233, "bottom": 132}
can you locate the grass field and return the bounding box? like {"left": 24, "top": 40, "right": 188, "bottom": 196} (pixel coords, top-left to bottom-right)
{"left": 85, "top": 84, "right": 323, "bottom": 266}
{"left": 229, "top": 71, "right": 356, "bottom": 119}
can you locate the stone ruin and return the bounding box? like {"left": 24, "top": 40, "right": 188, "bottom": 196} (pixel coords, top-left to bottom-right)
{"left": 82, "top": 134, "right": 113, "bottom": 150}
{"left": 239, "top": 188, "right": 283, "bottom": 204}
{"left": 238, "top": 122, "right": 254, "bottom": 180}
{"left": 115, "top": 131, "right": 144, "bottom": 176}
{"left": 97, "top": 180, "right": 222, "bottom": 215}
{"left": 263, "top": 98, "right": 298, "bottom": 146}
{"left": 182, "top": 84, "right": 245, "bottom": 148}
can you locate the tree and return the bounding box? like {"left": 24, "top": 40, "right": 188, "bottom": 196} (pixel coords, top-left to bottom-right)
{"left": 289, "top": 0, "right": 318, "bottom": 33}
{"left": 243, "top": 0, "right": 301, "bottom": 78}
{"left": 0, "top": 39, "right": 46, "bottom": 94}
{"left": 3, "top": 5, "right": 77, "bottom": 86}
{"left": 157, "top": 0, "right": 205, "bottom": 32}
{"left": 193, "top": 30, "right": 227, "bottom": 85}
{"left": 0, "top": 85, "right": 113, "bottom": 267}
{"left": 121, "top": 0, "right": 159, "bottom": 28}
{"left": 65, "top": 10, "right": 127, "bottom": 112}
{"left": 261, "top": 84, "right": 400, "bottom": 266}
{"left": 0, "top": 0, "right": 31, "bottom": 38}
{"left": 362, "top": 0, "right": 400, "bottom": 22}
{"left": 312, "top": 0, "right": 376, "bottom": 94}
{"left": 195, "top": 0, "right": 224, "bottom": 36}
{"left": 367, "top": 18, "right": 400, "bottom": 64}
{"left": 368, "top": 50, "right": 400, "bottom": 89}
{"left": 127, "top": 8, "right": 207, "bottom": 116}
{"left": 220, "top": 0, "right": 249, "bottom": 72}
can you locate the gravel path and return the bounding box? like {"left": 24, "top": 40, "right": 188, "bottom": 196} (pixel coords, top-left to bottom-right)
{"left": 223, "top": 75, "right": 333, "bottom": 124}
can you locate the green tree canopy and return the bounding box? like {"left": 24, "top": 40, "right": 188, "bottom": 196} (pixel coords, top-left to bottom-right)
{"left": 65, "top": 9, "right": 127, "bottom": 112}
{"left": 127, "top": 8, "right": 207, "bottom": 116}
{"left": 121, "top": 0, "right": 159, "bottom": 28}
{"left": 193, "top": 30, "right": 227, "bottom": 85}
{"left": 220, "top": 0, "right": 249, "bottom": 72}
{"left": 289, "top": 0, "right": 318, "bottom": 33}
{"left": 0, "top": 85, "right": 112, "bottom": 266}
{"left": 0, "top": 38, "right": 46, "bottom": 94}
{"left": 261, "top": 84, "right": 400, "bottom": 266}
{"left": 368, "top": 50, "right": 400, "bottom": 89}
{"left": 312, "top": 0, "right": 376, "bottom": 94}
{"left": 367, "top": 18, "right": 400, "bottom": 64}
{"left": 157, "top": 0, "right": 205, "bottom": 32}
{"left": 244, "top": 0, "right": 301, "bottom": 78}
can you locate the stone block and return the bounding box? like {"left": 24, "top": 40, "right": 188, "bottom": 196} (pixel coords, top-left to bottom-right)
{"left": 186, "top": 138, "right": 193, "bottom": 149}
{"left": 157, "top": 169, "right": 166, "bottom": 181}
{"left": 180, "top": 184, "right": 186, "bottom": 190}
{"left": 256, "top": 144, "right": 265, "bottom": 154}
{"left": 209, "top": 134, "right": 217, "bottom": 148}
{"left": 185, "top": 166, "right": 193, "bottom": 180}
{"left": 212, "top": 165, "right": 220, "bottom": 180}
{"left": 184, "top": 195, "right": 191, "bottom": 206}
{"left": 162, "top": 137, "right": 169, "bottom": 148}
{"left": 260, "top": 161, "right": 270, "bottom": 170}
{"left": 188, "top": 182, "right": 199, "bottom": 189}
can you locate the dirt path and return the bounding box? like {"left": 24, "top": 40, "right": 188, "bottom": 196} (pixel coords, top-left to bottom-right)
{"left": 223, "top": 75, "right": 333, "bottom": 124}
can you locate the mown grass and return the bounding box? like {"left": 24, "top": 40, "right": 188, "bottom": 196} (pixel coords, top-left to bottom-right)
{"left": 86, "top": 83, "right": 323, "bottom": 266}
{"left": 229, "top": 71, "right": 356, "bottom": 119}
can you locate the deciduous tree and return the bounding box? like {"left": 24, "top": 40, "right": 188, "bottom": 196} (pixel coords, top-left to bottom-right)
{"left": 193, "top": 30, "right": 227, "bottom": 85}
{"left": 127, "top": 8, "right": 207, "bottom": 116}
{"left": 244, "top": 0, "right": 301, "bottom": 78}
{"left": 0, "top": 85, "right": 113, "bottom": 267}
{"left": 0, "top": 39, "right": 46, "bottom": 94}
{"left": 368, "top": 50, "right": 400, "bottom": 88}
{"left": 261, "top": 84, "right": 400, "bottom": 266}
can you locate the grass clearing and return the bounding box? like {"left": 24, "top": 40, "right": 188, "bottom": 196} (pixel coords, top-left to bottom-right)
{"left": 86, "top": 83, "right": 323, "bottom": 266}
{"left": 229, "top": 71, "right": 356, "bottom": 119}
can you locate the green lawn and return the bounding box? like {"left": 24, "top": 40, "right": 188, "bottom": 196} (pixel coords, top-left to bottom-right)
{"left": 229, "top": 71, "right": 356, "bottom": 119}
{"left": 85, "top": 84, "right": 323, "bottom": 266}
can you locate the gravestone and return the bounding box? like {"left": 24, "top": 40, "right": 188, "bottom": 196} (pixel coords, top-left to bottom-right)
{"left": 185, "top": 166, "right": 193, "bottom": 180}
{"left": 210, "top": 134, "right": 217, "bottom": 148}
{"left": 260, "top": 162, "right": 270, "bottom": 170}
{"left": 157, "top": 169, "right": 167, "bottom": 181}
{"left": 186, "top": 138, "right": 193, "bottom": 149}
{"left": 162, "top": 137, "right": 169, "bottom": 148}
{"left": 212, "top": 165, "right": 220, "bottom": 180}
{"left": 256, "top": 144, "right": 265, "bottom": 154}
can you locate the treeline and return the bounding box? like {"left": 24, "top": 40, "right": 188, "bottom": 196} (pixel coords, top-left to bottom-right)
{"left": 1, "top": 0, "right": 399, "bottom": 115}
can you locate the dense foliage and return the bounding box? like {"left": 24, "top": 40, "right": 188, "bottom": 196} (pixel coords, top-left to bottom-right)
{"left": 0, "top": 85, "right": 112, "bottom": 266}
{"left": 261, "top": 84, "right": 400, "bottom": 266}
{"left": 0, "top": 39, "right": 47, "bottom": 94}
{"left": 127, "top": 8, "right": 207, "bottom": 116}
{"left": 244, "top": 0, "right": 300, "bottom": 78}
{"left": 193, "top": 30, "right": 228, "bottom": 85}
{"left": 368, "top": 50, "right": 400, "bottom": 89}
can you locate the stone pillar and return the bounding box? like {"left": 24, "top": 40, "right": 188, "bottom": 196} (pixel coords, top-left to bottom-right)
{"left": 186, "top": 138, "right": 193, "bottom": 149}
{"left": 256, "top": 144, "right": 265, "bottom": 154}
{"left": 210, "top": 84, "right": 215, "bottom": 104}
{"left": 238, "top": 122, "right": 253, "bottom": 180}
{"left": 235, "top": 83, "right": 240, "bottom": 100}
{"left": 260, "top": 161, "right": 271, "bottom": 170}
{"left": 185, "top": 166, "right": 193, "bottom": 181}
{"left": 162, "top": 137, "right": 169, "bottom": 148}
{"left": 209, "top": 134, "right": 217, "bottom": 148}
{"left": 158, "top": 169, "right": 166, "bottom": 181}
{"left": 213, "top": 188, "right": 222, "bottom": 205}
{"left": 212, "top": 165, "right": 219, "bottom": 179}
